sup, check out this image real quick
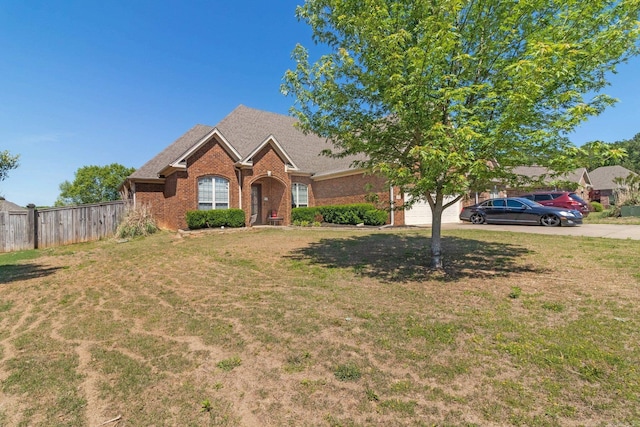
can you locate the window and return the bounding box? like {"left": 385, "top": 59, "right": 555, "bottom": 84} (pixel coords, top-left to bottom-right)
{"left": 291, "top": 183, "right": 308, "bottom": 208}
{"left": 198, "top": 177, "right": 229, "bottom": 210}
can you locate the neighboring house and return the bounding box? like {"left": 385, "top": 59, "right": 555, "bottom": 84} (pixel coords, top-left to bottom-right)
{"left": 588, "top": 165, "right": 638, "bottom": 206}
{"left": 507, "top": 166, "right": 592, "bottom": 201}
{"left": 123, "top": 105, "right": 457, "bottom": 230}
{"left": 466, "top": 166, "right": 592, "bottom": 206}
{"left": 0, "top": 197, "right": 27, "bottom": 211}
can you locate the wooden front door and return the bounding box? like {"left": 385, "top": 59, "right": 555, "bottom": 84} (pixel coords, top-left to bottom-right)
{"left": 251, "top": 184, "right": 262, "bottom": 225}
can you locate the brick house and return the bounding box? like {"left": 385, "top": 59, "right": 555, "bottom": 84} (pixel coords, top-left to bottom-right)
{"left": 463, "top": 166, "right": 592, "bottom": 207}
{"left": 508, "top": 166, "right": 593, "bottom": 201}
{"left": 588, "top": 165, "right": 638, "bottom": 207}
{"left": 122, "top": 105, "right": 417, "bottom": 230}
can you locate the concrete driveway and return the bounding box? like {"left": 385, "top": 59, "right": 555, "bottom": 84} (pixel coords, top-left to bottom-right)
{"left": 444, "top": 222, "right": 640, "bottom": 240}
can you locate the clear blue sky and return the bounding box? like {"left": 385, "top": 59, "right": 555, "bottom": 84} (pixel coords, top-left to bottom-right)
{"left": 2, "top": 1, "right": 639, "bottom": 207}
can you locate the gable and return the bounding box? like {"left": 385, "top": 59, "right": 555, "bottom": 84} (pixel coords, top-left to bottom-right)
{"left": 237, "top": 135, "right": 299, "bottom": 171}
{"left": 125, "top": 105, "right": 366, "bottom": 188}
{"left": 214, "top": 105, "right": 363, "bottom": 174}
{"left": 158, "top": 128, "right": 241, "bottom": 177}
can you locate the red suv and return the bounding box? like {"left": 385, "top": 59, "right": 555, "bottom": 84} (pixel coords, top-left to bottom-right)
{"left": 520, "top": 191, "right": 590, "bottom": 216}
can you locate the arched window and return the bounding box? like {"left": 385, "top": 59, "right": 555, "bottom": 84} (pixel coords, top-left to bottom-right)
{"left": 198, "top": 177, "right": 229, "bottom": 210}
{"left": 291, "top": 183, "right": 308, "bottom": 208}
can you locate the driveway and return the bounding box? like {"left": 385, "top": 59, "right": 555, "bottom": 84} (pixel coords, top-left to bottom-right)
{"left": 444, "top": 222, "right": 640, "bottom": 240}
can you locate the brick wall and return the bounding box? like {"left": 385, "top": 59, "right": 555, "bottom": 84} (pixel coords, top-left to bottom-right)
{"left": 134, "top": 183, "right": 168, "bottom": 228}
{"left": 313, "top": 173, "right": 388, "bottom": 206}
{"left": 134, "top": 141, "right": 398, "bottom": 229}
{"left": 242, "top": 143, "right": 290, "bottom": 225}
{"left": 157, "top": 140, "right": 241, "bottom": 230}
{"left": 313, "top": 172, "right": 393, "bottom": 224}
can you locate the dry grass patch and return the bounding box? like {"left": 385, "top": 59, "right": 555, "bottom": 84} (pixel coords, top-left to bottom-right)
{"left": 0, "top": 226, "right": 638, "bottom": 426}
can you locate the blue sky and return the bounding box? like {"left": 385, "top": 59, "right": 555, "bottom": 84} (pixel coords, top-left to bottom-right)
{"left": 2, "top": 1, "right": 639, "bottom": 207}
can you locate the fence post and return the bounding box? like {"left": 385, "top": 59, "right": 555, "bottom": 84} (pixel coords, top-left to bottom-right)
{"left": 27, "top": 204, "right": 37, "bottom": 249}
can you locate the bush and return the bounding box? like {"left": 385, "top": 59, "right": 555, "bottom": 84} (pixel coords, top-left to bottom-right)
{"left": 590, "top": 201, "right": 603, "bottom": 212}
{"left": 226, "top": 209, "right": 246, "bottom": 227}
{"left": 362, "top": 209, "right": 388, "bottom": 226}
{"left": 292, "top": 207, "right": 320, "bottom": 223}
{"left": 318, "top": 204, "right": 388, "bottom": 226}
{"left": 116, "top": 204, "right": 158, "bottom": 238}
{"left": 185, "top": 209, "right": 246, "bottom": 229}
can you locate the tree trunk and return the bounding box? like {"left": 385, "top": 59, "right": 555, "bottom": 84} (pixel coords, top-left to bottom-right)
{"left": 430, "top": 194, "right": 444, "bottom": 269}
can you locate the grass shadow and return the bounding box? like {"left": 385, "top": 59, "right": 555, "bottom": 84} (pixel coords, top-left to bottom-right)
{"left": 288, "top": 234, "right": 545, "bottom": 282}
{"left": 0, "top": 263, "right": 63, "bottom": 284}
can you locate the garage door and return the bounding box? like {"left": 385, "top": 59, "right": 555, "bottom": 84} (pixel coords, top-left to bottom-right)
{"left": 404, "top": 195, "right": 462, "bottom": 225}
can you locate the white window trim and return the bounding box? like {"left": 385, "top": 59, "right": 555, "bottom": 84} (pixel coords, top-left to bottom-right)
{"left": 292, "top": 183, "right": 309, "bottom": 208}
{"left": 198, "top": 176, "right": 229, "bottom": 210}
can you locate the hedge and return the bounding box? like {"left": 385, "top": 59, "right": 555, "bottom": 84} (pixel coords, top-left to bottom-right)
{"left": 293, "top": 204, "right": 388, "bottom": 226}
{"left": 291, "top": 207, "right": 319, "bottom": 223}
{"left": 186, "top": 209, "right": 246, "bottom": 229}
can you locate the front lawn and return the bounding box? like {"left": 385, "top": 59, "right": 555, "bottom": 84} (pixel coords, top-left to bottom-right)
{"left": 0, "top": 227, "right": 638, "bottom": 426}
{"left": 584, "top": 209, "right": 640, "bottom": 225}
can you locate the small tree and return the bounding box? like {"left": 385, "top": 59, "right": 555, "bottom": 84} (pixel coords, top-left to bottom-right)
{"left": 56, "top": 163, "right": 135, "bottom": 206}
{"left": 614, "top": 133, "right": 640, "bottom": 174}
{"left": 0, "top": 150, "right": 19, "bottom": 182}
{"left": 577, "top": 141, "right": 628, "bottom": 171}
{"left": 283, "top": 0, "right": 640, "bottom": 269}
{"left": 613, "top": 173, "right": 640, "bottom": 206}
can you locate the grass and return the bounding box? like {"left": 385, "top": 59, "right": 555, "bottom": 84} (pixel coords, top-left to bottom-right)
{"left": 0, "top": 226, "right": 639, "bottom": 425}
{"left": 583, "top": 209, "right": 640, "bottom": 224}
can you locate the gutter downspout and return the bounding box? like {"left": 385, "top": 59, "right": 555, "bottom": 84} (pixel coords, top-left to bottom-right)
{"left": 381, "top": 185, "right": 395, "bottom": 228}
{"left": 389, "top": 185, "right": 395, "bottom": 226}
{"left": 236, "top": 168, "right": 242, "bottom": 210}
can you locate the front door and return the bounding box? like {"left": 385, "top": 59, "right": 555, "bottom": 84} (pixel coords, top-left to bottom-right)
{"left": 251, "top": 184, "right": 262, "bottom": 225}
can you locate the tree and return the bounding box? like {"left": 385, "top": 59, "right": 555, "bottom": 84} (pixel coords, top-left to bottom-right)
{"left": 576, "top": 140, "right": 628, "bottom": 171}
{"left": 0, "top": 150, "right": 20, "bottom": 182}
{"left": 283, "top": 0, "right": 640, "bottom": 269}
{"left": 614, "top": 132, "right": 640, "bottom": 173}
{"left": 55, "top": 163, "right": 135, "bottom": 206}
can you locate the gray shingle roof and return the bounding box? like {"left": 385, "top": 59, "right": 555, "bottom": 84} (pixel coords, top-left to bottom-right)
{"left": 589, "top": 165, "right": 637, "bottom": 190}
{"left": 128, "top": 105, "right": 362, "bottom": 181}
{"left": 511, "top": 166, "right": 590, "bottom": 185}
{"left": 129, "top": 124, "right": 215, "bottom": 181}
{"left": 0, "top": 198, "right": 27, "bottom": 211}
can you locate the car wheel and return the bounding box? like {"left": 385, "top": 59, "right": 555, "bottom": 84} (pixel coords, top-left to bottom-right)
{"left": 470, "top": 213, "right": 485, "bottom": 224}
{"left": 540, "top": 214, "right": 560, "bottom": 227}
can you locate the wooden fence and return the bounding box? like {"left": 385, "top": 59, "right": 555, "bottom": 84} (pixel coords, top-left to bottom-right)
{"left": 0, "top": 201, "right": 129, "bottom": 253}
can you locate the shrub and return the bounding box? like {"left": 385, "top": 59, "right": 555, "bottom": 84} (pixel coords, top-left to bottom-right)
{"left": 116, "top": 204, "right": 158, "bottom": 238}
{"left": 318, "top": 204, "right": 388, "bottom": 226}
{"left": 613, "top": 174, "right": 640, "bottom": 207}
{"left": 185, "top": 211, "right": 208, "bottom": 229}
{"left": 185, "top": 209, "right": 246, "bottom": 229}
{"left": 362, "top": 209, "right": 388, "bottom": 226}
{"left": 226, "top": 209, "right": 246, "bottom": 227}
{"left": 292, "top": 207, "right": 320, "bottom": 223}
{"left": 590, "top": 201, "right": 603, "bottom": 212}
{"left": 294, "top": 204, "right": 388, "bottom": 226}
